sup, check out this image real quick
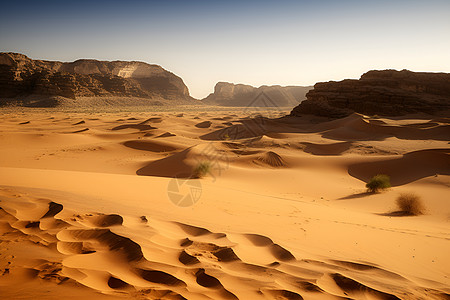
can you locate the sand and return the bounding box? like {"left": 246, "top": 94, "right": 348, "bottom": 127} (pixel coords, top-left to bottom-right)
{"left": 0, "top": 108, "right": 449, "bottom": 299}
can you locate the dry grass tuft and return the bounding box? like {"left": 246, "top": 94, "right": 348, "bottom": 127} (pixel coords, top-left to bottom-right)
{"left": 396, "top": 193, "right": 425, "bottom": 216}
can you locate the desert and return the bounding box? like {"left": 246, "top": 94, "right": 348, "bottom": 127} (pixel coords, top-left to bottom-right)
{"left": 1, "top": 1, "right": 450, "bottom": 299}
{"left": 0, "top": 91, "right": 449, "bottom": 299}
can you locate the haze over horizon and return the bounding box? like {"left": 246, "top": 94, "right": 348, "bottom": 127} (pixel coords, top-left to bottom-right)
{"left": 1, "top": 0, "right": 449, "bottom": 99}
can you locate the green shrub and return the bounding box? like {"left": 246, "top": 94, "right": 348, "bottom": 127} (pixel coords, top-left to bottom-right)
{"left": 366, "top": 174, "right": 391, "bottom": 193}
{"left": 396, "top": 193, "right": 424, "bottom": 216}
{"left": 192, "top": 161, "right": 212, "bottom": 178}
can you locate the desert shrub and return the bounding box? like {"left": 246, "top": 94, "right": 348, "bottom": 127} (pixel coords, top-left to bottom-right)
{"left": 396, "top": 193, "right": 424, "bottom": 216}
{"left": 366, "top": 174, "right": 391, "bottom": 193}
{"left": 192, "top": 161, "right": 211, "bottom": 178}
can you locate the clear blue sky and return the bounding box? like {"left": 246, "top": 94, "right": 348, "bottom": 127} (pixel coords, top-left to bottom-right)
{"left": 1, "top": 0, "right": 449, "bottom": 98}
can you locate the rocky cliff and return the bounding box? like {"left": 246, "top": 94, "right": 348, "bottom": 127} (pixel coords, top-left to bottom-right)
{"left": 0, "top": 52, "right": 191, "bottom": 103}
{"left": 202, "top": 82, "right": 311, "bottom": 107}
{"left": 291, "top": 70, "right": 450, "bottom": 118}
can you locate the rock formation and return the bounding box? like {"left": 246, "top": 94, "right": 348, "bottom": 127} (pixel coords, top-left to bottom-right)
{"left": 0, "top": 52, "right": 192, "bottom": 104}
{"left": 291, "top": 70, "right": 450, "bottom": 118}
{"left": 202, "top": 82, "right": 311, "bottom": 107}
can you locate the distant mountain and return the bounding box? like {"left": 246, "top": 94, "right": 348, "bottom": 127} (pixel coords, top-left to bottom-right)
{"left": 291, "top": 69, "right": 450, "bottom": 118}
{"left": 0, "top": 52, "right": 193, "bottom": 106}
{"left": 202, "top": 82, "right": 312, "bottom": 107}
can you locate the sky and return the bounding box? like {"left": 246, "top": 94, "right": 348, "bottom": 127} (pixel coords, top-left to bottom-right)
{"left": 1, "top": 0, "right": 449, "bottom": 99}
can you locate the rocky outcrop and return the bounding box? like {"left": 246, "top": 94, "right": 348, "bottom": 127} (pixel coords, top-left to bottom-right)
{"left": 291, "top": 70, "right": 450, "bottom": 118}
{"left": 0, "top": 52, "right": 191, "bottom": 103}
{"left": 202, "top": 82, "right": 311, "bottom": 107}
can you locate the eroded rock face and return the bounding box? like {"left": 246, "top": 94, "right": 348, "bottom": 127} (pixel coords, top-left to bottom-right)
{"left": 291, "top": 70, "right": 450, "bottom": 118}
{"left": 203, "top": 82, "right": 311, "bottom": 107}
{"left": 0, "top": 52, "right": 190, "bottom": 101}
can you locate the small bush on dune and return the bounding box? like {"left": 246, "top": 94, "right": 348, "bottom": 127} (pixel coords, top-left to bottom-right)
{"left": 396, "top": 193, "right": 425, "bottom": 216}
{"left": 192, "top": 161, "right": 212, "bottom": 178}
{"left": 366, "top": 174, "right": 391, "bottom": 193}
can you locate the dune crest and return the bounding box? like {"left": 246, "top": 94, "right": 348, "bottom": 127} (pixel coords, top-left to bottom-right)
{"left": 253, "top": 151, "right": 287, "bottom": 168}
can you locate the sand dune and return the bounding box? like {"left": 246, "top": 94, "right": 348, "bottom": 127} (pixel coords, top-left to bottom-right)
{"left": 137, "top": 147, "right": 194, "bottom": 177}
{"left": 72, "top": 128, "right": 89, "bottom": 133}
{"left": 348, "top": 148, "right": 450, "bottom": 186}
{"left": 300, "top": 141, "right": 353, "bottom": 156}
{"left": 195, "top": 121, "right": 212, "bottom": 128}
{"left": 1, "top": 190, "right": 448, "bottom": 299}
{"left": 316, "top": 114, "right": 450, "bottom": 141}
{"left": 140, "top": 117, "right": 163, "bottom": 124}
{"left": 137, "top": 142, "right": 231, "bottom": 178}
{"left": 0, "top": 109, "right": 449, "bottom": 299}
{"left": 112, "top": 124, "right": 157, "bottom": 131}
{"left": 253, "top": 151, "right": 287, "bottom": 167}
{"left": 156, "top": 132, "right": 176, "bottom": 138}
{"left": 123, "top": 140, "right": 180, "bottom": 153}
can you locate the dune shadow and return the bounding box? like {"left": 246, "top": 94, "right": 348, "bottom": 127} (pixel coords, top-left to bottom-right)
{"left": 123, "top": 140, "right": 178, "bottom": 152}
{"left": 300, "top": 141, "right": 353, "bottom": 155}
{"left": 337, "top": 192, "right": 372, "bottom": 200}
{"left": 136, "top": 148, "right": 192, "bottom": 178}
{"left": 348, "top": 148, "right": 450, "bottom": 186}
{"left": 112, "top": 124, "right": 156, "bottom": 131}
{"left": 377, "top": 211, "right": 415, "bottom": 217}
